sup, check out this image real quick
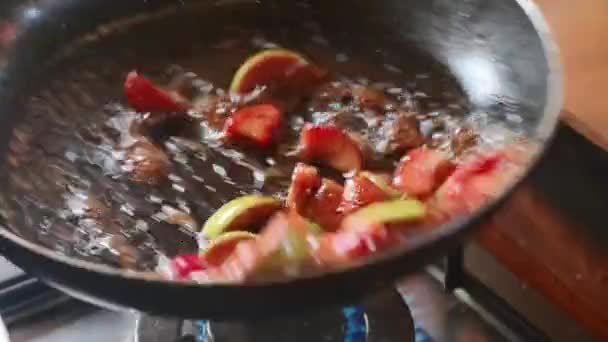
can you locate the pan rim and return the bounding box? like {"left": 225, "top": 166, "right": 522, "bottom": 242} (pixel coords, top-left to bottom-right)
{"left": 0, "top": 0, "right": 562, "bottom": 292}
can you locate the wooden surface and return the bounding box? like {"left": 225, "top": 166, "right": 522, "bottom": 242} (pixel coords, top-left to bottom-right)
{"left": 478, "top": 123, "right": 608, "bottom": 340}
{"left": 534, "top": 0, "right": 608, "bottom": 150}
{"left": 477, "top": 2, "right": 608, "bottom": 337}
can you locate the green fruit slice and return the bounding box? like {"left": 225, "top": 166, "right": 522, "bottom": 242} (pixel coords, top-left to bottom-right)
{"left": 260, "top": 212, "right": 319, "bottom": 272}
{"left": 201, "top": 231, "right": 257, "bottom": 266}
{"left": 342, "top": 199, "right": 426, "bottom": 232}
{"left": 359, "top": 171, "right": 403, "bottom": 198}
{"left": 201, "top": 195, "right": 281, "bottom": 239}
{"left": 230, "top": 49, "right": 324, "bottom": 94}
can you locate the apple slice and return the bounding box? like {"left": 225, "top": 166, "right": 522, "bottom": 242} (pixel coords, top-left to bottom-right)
{"left": 392, "top": 147, "right": 455, "bottom": 198}
{"left": 201, "top": 231, "right": 258, "bottom": 267}
{"left": 124, "top": 71, "right": 187, "bottom": 113}
{"left": 298, "top": 124, "right": 363, "bottom": 173}
{"left": 326, "top": 199, "right": 425, "bottom": 263}
{"left": 339, "top": 175, "right": 390, "bottom": 215}
{"left": 340, "top": 199, "right": 426, "bottom": 233}
{"left": 223, "top": 104, "right": 283, "bottom": 147}
{"left": 359, "top": 171, "right": 402, "bottom": 198}
{"left": 201, "top": 195, "right": 281, "bottom": 239}
{"left": 286, "top": 163, "right": 322, "bottom": 212}
{"left": 230, "top": 49, "right": 326, "bottom": 95}
{"left": 203, "top": 211, "right": 318, "bottom": 281}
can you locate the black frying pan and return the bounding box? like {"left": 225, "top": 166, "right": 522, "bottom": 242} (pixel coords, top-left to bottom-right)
{"left": 0, "top": 0, "right": 560, "bottom": 319}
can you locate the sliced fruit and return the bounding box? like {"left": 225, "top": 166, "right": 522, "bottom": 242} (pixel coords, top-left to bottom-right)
{"left": 201, "top": 195, "right": 281, "bottom": 239}
{"left": 274, "top": 210, "right": 316, "bottom": 263}
{"left": 125, "top": 139, "right": 171, "bottom": 185}
{"left": 124, "top": 71, "right": 187, "bottom": 113}
{"left": 201, "top": 231, "right": 258, "bottom": 267}
{"left": 256, "top": 210, "right": 318, "bottom": 265}
{"left": 314, "top": 224, "right": 394, "bottom": 266}
{"left": 339, "top": 175, "right": 389, "bottom": 214}
{"left": 223, "top": 104, "right": 283, "bottom": 146}
{"left": 286, "top": 163, "right": 321, "bottom": 212}
{"left": 433, "top": 151, "right": 522, "bottom": 215}
{"left": 359, "top": 171, "right": 402, "bottom": 197}
{"left": 170, "top": 254, "right": 207, "bottom": 279}
{"left": 340, "top": 199, "right": 426, "bottom": 233}
{"left": 305, "top": 179, "right": 344, "bottom": 231}
{"left": 298, "top": 124, "right": 363, "bottom": 173}
{"left": 198, "top": 238, "right": 264, "bottom": 283}
{"left": 230, "top": 49, "right": 326, "bottom": 94}
{"left": 392, "top": 147, "right": 455, "bottom": 198}
{"left": 315, "top": 231, "right": 371, "bottom": 265}
{"left": 207, "top": 210, "right": 318, "bottom": 281}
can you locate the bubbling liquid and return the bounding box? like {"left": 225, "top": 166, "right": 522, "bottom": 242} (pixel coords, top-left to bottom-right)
{"left": 0, "top": 2, "right": 528, "bottom": 278}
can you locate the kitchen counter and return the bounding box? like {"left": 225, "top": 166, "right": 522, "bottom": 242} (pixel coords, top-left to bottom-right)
{"left": 476, "top": 123, "right": 608, "bottom": 340}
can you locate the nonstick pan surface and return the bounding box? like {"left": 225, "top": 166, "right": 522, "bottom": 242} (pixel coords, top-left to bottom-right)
{"left": 0, "top": 0, "right": 560, "bottom": 318}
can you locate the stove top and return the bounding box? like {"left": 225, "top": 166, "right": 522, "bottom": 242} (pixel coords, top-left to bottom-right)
{"left": 0, "top": 245, "right": 589, "bottom": 342}
{"left": 136, "top": 290, "right": 414, "bottom": 342}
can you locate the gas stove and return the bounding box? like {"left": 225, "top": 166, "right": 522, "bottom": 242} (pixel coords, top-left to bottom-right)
{"left": 0, "top": 244, "right": 592, "bottom": 342}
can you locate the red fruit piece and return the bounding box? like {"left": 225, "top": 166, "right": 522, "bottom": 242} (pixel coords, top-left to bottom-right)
{"left": 286, "top": 163, "right": 322, "bottom": 212}
{"left": 314, "top": 224, "right": 395, "bottom": 266}
{"left": 223, "top": 104, "right": 283, "bottom": 147}
{"left": 352, "top": 86, "right": 387, "bottom": 112}
{"left": 124, "top": 71, "right": 187, "bottom": 113}
{"left": 170, "top": 254, "right": 207, "bottom": 279}
{"left": 339, "top": 175, "right": 389, "bottom": 214}
{"left": 298, "top": 124, "right": 363, "bottom": 173}
{"left": 305, "top": 179, "right": 344, "bottom": 231}
{"left": 433, "top": 151, "right": 523, "bottom": 215}
{"left": 392, "top": 147, "right": 455, "bottom": 198}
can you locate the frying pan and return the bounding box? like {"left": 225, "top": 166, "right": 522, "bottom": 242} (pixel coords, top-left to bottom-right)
{"left": 0, "top": 0, "right": 560, "bottom": 319}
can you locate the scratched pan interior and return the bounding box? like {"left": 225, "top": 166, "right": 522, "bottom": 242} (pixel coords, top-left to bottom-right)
{"left": 0, "top": 0, "right": 560, "bottom": 318}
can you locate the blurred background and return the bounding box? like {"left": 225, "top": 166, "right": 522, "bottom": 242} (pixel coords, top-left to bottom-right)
{"left": 536, "top": 0, "right": 608, "bottom": 150}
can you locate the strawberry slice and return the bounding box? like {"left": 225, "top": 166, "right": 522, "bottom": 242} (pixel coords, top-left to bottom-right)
{"left": 305, "top": 179, "right": 344, "bottom": 231}
{"left": 223, "top": 104, "right": 283, "bottom": 147}
{"left": 314, "top": 224, "right": 394, "bottom": 266}
{"left": 339, "top": 175, "right": 389, "bottom": 215}
{"left": 433, "top": 151, "right": 523, "bottom": 215}
{"left": 298, "top": 124, "right": 363, "bottom": 173}
{"left": 124, "top": 71, "right": 187, "bottom": 113}
{"left": 392, "top": 147, "right": 455, "bottom": 198}
{"left": 170, "top": 254, "right": 208, "bottom": 280}
{"left": 286, "top": 163, "right": 322, "bottom": 212}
